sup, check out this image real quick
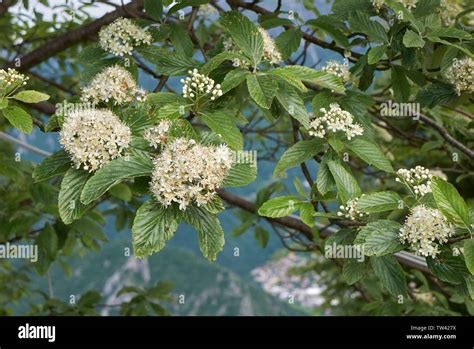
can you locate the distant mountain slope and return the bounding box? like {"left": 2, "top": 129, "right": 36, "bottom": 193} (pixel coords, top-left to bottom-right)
{"left": 31, "top": 239, "right": 305, "bottom": 316}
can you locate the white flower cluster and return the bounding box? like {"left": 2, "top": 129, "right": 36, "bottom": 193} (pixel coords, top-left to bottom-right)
{"left": 223, "top": 27, "right": 282, "bottom": 67}
{"left": 322, "top": 60, "right": 351, "bottom": 84}
{"left": 258, "top": 27, "right": 282, "bottom": 65}
{"left": 399, "top": 0, "right": 418, "bottom": 10}
{"left": 99, "top": 17, "right": 151, "bottom": 57}
{"left": 445, "top": 57, "right": 474, "bottom": 95}
{"left": 81, "top": 65, "right": 140, "bottom": 105}
{"left": 150, "top": 138, "right": 233, "bottom": 210}
{"left": 309, "top": 103, "right": 364, "bottom": 140}
{"left": 181, "top": 69, "right": 222, "bottom": 101}
{"left": 440, "top": 0, "right": 463, "bottom": 26}
{"left": 396, "top": 166, "right": 433, "bottom": 196}
{"left": 143, "top": 120, "right": 172, "bottom": 148}
{"left": 399, "top": 205, "right": 454, "bottom": 258}
{"left": 60, "top": 109, "right": 131, "bottom": 172}
{"left": 337, "top": 198, "right": 368, "bottom": 221}
{"left": 0, "top": 68, "right": 28, "bottom": 93}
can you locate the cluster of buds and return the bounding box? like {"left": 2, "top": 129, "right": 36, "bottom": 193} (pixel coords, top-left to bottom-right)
{"left": 337, "top": 198, "right": 369, "bottom": 221}
{"left": 181, "top": 69, "right": 223, "bottom": 102}
{"left": 440, "top": 0, "right": 463, "bottom": 26}
{"left": 396, "top": 166, "right": 433, "bottom": 196}
{"left": 0, "top": 68, "right": 29, "bottom": 95}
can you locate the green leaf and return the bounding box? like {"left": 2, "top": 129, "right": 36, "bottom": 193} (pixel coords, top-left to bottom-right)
{"left": 255, "top": 226, "right": 269, "bottom": 248}
{"left": 36, "top": 224, "right": 58, "bottom": 274}
{"left": 33, "top": 150, "right": 71, "bottom": 182}
{"left": 391, "top": 65, "right": 411, "bottom": 102}
{"left": 220, "top": 11, "right": 264, "bottom": 67}
{"left": 271, "top": 65, "right": 345, "bottom": 93}
{"left": 306, "top": 16, "right": 349, "bottom": 48}
{"left": 431, "top": 177, "right": 470, "bottom": 228}
{"left": 371, "top": 255, "right": 407, "bottom": 298}
{"left": 416, "top": 83, "right": 458, "bottom": 108}
{"left": 316, "top": 153, "right": 336, "bottom": 195}
{"left": 273, "top": 139, "right": 324, "bottom": 177}
{"left": 201, "top": 52, "right": 250, "bottom": 75}
{"left": 200, "top": 110, "right": 243, "bottom": 150}
{"left": 299, "top": 202, "right": 316, "bottom": 227}
{"left": 81, "top": 153, "right": 153, "bottom": 205}
{"left": 368, "top": 45, "right": 386, "bottom": 64}
{"left": 144, "top": 0, "right": 162, "bottom": 20}
{"left": 427, "top": 253, "right": 470, "bottom": 284}
{"left": 2, "top": 106, "right": 32, "bottom": 134}
{"left": 412, "top": 0, "right": 440, "bottom": 18}
{"left": 11, "top": 90, "right": 50, "bottom": 103}
{"left": 403, "top": 29, "right": 425, "bottom": 48}
{"left": 167, "top": 0, "right": 210, "bottom": 16}
{"left": 327, "top": 160, "right": 361, "bottom": 201}
{"left": 346, "top": 138, "right": 394, "bottom": 173}
{"left": 183, "top": 205, "right": 224, "bottom": 261}
{"left": 109, "top": 183, "right": 133, "bottom": 202}
{"left": 275, "top": 83, "right": 310, "bottom": 129}
{"left": 136, "top": 46, "right": 200, "bottom": 75}
{"left": 349, "top": 11, "right": 388, "bottom": 43}
{"left": 464, "top": 239, "right": 474, "bottom": 275}
{"left": 275, "top": 28, "right": 303, "bottom": 59}
{"left": 428, "top": 27, "right": 472, "bottom": 40}
{"left": 221, "top": 69, "right": 251, "bottom": 94}
{"left": 223, "top": 162, "right": 257, "bottom": 188}
{"left": 258, "top": 196, "right": 305, "bottom": 218}
{"left": 59, "top": 168, "right": 92, "bottom": 224}
{"left": 343, "top": 258, "right": 366, "bottom": 285}
{"left": 132, "top": 200, "right": 178, "bottom": 258}
{"left": 168, "top": 23, "right": 194, "bottom": 56}
{"left": 246, "top": 74, "right": 278, "bottom": 109}
{"left": 357, "top": 191, "right": 402, "bottom": 212}
{"left": 0, "top": 98, "right": 8, "bottom": 109}
{"left": 360, "top": 220, "right": 404, "bottom": 256}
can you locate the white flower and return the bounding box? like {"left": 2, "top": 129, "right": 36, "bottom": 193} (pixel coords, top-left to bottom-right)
{"left": 135, "top": 88, "right": 148, "bottom": 102}
{"left": 150, "top": 138, "right": 233, "bottom": 210}
{"left": 396, "top": 166, "right": 433, "bottom": 197}
{"left": 445, "top": 57, "right": 474, "bottom": 95}
{"left": 60, "top": 109, "right": 131, "bottom": 172}
{"left": 258, "top": 27, "right": 282, "bottom": 65}
{"left": 322, "top": 60, "right": 351, "bottom": 84}
{"left": 399, "top": 205, "right": 454, "bottom": 258}
{"left": 143, "top": 120, "right": 172, "bottom": 148}
{"left": 0, "top": 68, "right": 29, "bottom": 94}
{"left": 181, "top": 69, "right": 223, "bottom": 102}
{"left": 99, "top": 17, "right": 151, "bottom": 57}
{"left": 81, "top": 65, "right": 139, "bottom": 105}
{"left": 309, "top": 103, "right": 364, "bottom": 141}
{"left": 337, "top": 197, "right": 368, "bottom": 221}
